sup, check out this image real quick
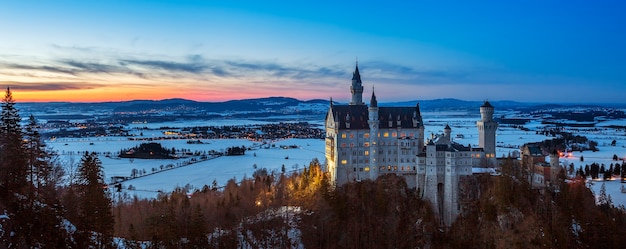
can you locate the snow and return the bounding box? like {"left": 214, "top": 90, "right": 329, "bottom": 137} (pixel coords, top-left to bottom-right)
{"left": 46, "top": 110, "right": 626, "bottom": 203}
{"left": 49, "top": 136, "right": 324, "bottom": 199}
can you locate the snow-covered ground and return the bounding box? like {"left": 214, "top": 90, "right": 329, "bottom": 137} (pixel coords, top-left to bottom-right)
{"left": 46, "top": 112, "right": 626, "bottom": 204}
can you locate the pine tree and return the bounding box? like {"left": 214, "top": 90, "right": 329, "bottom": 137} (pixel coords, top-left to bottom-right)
{"left": 0, "top": 87, "right": 30, "bottom": 247}
{"left": 0, "top": 87, "right": 27, "bottom": 197}
{"left": 75, "top": 152, "right": 115, "bottom": 249}
{"left": 187, "top": 204, "right": 208, "bottom": 248}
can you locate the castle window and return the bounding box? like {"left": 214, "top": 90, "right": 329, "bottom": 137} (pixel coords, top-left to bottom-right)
{"left": 359, "top": 168, "right": 363, "bottom": 171}
{"left": 364, "top": 150, "right": 369, "bottom": 156}
{"left": 384, "top": 132, "right": 389, "bottom": 137}
{"left": 387, "top": 166, "right": 391, "bottom": 171}
{"left": 413, "top": 167, "right": 416, "bottom": 171}
{"left": 365, "top": 159, "right": 369, "bottom": 163}
{"left": 392, "top": 132, "right": 397, "bottom": 137}
{"left": 352, "top": 159, "right": 356, "bottom": 164}
{"left": 341, "top": 133, "right": 346, "bottom": 138}
{"left": 364, "top": 142, "right": 370, "bottom": 147}
{"left": 364, "top": 167, "right": 370, "bottom": 172}
{"left": 341, "top": 143, "right": 346, "bottom": 148}
{"left": 353, "top": 168, "right": 356, "bottom": 172}
{"left": 401, "top": 132, "right": 406, "bottom": 137}
{"left": 350, "top": 143, "right": 354, "bottom": 148}
{"left": 409, "top": 132, "right": 414, "bottom": 137}
{"left": 349, "top": 133, "right": 355, "bottom": 139}
{"left": 364, "top": 133, "right": 370, "bottom": 138}
{"left": 341, "top": 160, "right": 347, "bottom": 165}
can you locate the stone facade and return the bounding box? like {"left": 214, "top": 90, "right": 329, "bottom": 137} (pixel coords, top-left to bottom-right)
{"left": 325, "top": 63, "right": 497, "bottom": 226}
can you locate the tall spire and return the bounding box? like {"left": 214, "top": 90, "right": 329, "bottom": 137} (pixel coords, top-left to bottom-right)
{"left": 352, "top": 62, "right": 362, "bottom": 83}
{"left": 350, "top": 60, "right": 364, "bottom": 105}
{"left": 370, "top": 86, "right": 377, "bottom": 107}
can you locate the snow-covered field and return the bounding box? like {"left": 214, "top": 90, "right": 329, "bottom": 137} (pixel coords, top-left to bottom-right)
{"left": 46, "top": 114, "right": 626, "bottom": 204}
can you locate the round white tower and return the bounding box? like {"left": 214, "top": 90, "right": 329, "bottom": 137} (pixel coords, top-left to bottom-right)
{"left": 477, "top": 101, "right": 498, "bottom": 158}
{"left": 368, "top": 89, "right": 379, "bottom": 180}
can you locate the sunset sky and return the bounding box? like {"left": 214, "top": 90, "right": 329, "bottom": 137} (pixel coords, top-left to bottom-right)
{"left": 1, "top": 1, "right": 625, "bottom": 103}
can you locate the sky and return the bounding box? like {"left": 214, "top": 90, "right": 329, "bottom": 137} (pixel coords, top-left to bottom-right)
{"left": 1, "top": 1, "right": 625, "bottom": 103}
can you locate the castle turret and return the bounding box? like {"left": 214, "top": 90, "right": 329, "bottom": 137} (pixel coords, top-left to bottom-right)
{"left": 444, "top": 124, "right": 452, "bottom": 144}
{"left": 477, "top": 101, "right": 498, "bottom": 161}
{"left": 350, "top": 62, "right": 364, "bottom": 105}
{"left": 550, "top": 149, "right": 561, "bottom": 186}
{"left": 368, "top": 89, "right": 379, "bottom": 179}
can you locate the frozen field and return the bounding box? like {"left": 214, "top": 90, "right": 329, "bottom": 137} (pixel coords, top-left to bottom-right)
{"left": 46, "top": 114, "right": 626, "bottom": 203}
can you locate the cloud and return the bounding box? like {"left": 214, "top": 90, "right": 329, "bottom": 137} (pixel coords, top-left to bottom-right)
{"left": 364, "top": 61, "right": 472, "bottom": 84}
{"left": 223, "top": 60, "right": 345, "bottom": 80}
{"left": 0, "top": 81, "right": 102, "bottom": 91}
{"left": 120, "top": 59, "right": 209, "bottom": 74}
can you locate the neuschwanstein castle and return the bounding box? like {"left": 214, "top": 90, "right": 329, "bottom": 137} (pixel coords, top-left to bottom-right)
{"left": 324, "top": 63, "right": 498, "bottom": 226}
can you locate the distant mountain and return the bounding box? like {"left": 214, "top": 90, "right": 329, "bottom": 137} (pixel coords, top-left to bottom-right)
{"left": 16, "top": 97, "right": 623, "bottom": 120}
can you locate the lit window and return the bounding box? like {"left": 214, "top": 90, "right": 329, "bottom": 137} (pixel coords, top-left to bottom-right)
{"left": 384, "top": 132, "right": 389, "bottom": 137}
{"left": 364, "top": 133, "right": 370, "bottom": 138}
{"left": 392, "top": 132, "right": 397, "bottom": 137}
{"left": 341, "top": 160, "right": 347, "bottom": 164}
{"left": 401, "top": 132, "right": 406, "bottom": 137}
{"left": 364, "top": 167, "right": 370, "bottom": 172}
{"left": 341, "top": 143, "right": 346, "bottom": 148}
{"left": 341, "top": 133, "right": 346, "bottom": 138}
{"left": 364, "top": 150, "right": 369, "bottom": 156}
{"left": 364, "top": 142, "right": 370, "bottom": 147}
{"left": 349, "top": 133, "right": 354, "bottom": 138}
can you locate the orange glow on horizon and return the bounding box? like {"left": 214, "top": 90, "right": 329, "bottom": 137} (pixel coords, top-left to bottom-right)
{"left": 11, "top": 87, "right": 333, "bottom": 103}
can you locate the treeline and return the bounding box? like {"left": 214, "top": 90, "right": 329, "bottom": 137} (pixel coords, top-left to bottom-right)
{"left": 447, "top": 159, "right": 626, "bottom": 248}
{"left": 119, "top": 142, "right": 174, "bottom": 159}
{"left": 0, "top": 88, "right": 115, "bottom": 248}
{"left": 112, "top": 158, "right": 439, "bottom": 248}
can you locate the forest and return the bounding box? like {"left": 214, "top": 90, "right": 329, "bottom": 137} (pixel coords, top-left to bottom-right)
{"left": 2, "top": 86, "right": 626, "bottom": 248}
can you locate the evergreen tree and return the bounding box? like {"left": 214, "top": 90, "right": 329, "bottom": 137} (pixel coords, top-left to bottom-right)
{"left": 0, "top": 87, "right": 30, "bottom": 246}
{"left": 75, "top": 152, "right": 114, "bottom": 249}
{"left": 0, "top": 87, "right": 27, "bottom": 197}
{"left": 187, "top": 204, "right": 208, "bottom": 248}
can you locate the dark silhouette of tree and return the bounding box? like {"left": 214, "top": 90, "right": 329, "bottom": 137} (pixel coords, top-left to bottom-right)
{"left": 0, "top": 87, "right": 27, "bottom": 198}
{"left": 74, "top": 152, "right": 114, "bottom": 249}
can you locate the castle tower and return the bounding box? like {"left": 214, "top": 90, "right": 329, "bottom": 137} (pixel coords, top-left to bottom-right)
{"left": 368, "top": 89, "right": 379, "bottom": 180}
{"left": 444, "top": 124, "right": 452, "bottom": 145}
{"left": 477, "top": 101, "right": 497, "bottom": 158}
{"left": 424, "top": 140, "right": 443, "bottom": 223}
{"left": 549, "top": 149, "right": 561, "bottom": 186}
{"left": 350, "top": 63, "right": 364, "bottom": 105}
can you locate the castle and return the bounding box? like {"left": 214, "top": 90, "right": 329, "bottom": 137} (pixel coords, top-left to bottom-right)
{"left": 324, "top": 63, "right": 498, "bottom": 226}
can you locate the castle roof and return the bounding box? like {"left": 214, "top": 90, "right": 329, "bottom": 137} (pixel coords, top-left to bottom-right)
{"left": 370, "top": 89, "right": 377, "bottom": 107}
{"left": 328, "top": 104, "right": 423, "bottom": 130}
{"left": 352, "top": 64, "right": 362, "bottom": 83}
{"left": 481, "top": 101, "right": 493, "bottom": 108}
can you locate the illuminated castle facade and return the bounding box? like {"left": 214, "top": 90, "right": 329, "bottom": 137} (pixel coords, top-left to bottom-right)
{"left": 324, "top": 63, "right": 498, "bottom": 226}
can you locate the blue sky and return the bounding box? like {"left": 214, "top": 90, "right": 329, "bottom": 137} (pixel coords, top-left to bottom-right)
{"left": 0, "top": 1, "right": 624, "bottom": 103}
